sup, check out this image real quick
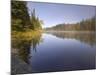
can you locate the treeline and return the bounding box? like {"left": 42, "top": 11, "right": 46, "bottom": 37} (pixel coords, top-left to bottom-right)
{"left": 45, "top": 16, "right": 96, "bottom": 31}
{"left": 11, "top": 1, "right": 42, "bottom": 31}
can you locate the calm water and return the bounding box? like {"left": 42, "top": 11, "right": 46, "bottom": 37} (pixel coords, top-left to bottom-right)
{"left": 13, "top": 32, "right": 96, "bottom": 73}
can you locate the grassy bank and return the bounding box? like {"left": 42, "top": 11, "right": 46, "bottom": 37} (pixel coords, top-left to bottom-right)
{"left": 11, "top": 29, "right": 43, "bottom": 54}
{"left": 12, "top": 30, "right": 42, "bottom": 40}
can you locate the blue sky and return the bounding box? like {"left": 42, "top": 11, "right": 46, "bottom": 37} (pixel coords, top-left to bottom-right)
{"left": 27, "top": 2, "right": 96, "bottom": 28}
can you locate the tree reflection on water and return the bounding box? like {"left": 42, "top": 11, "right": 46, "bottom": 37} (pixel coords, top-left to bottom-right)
{"left": 12, "top": 32, "right": 42, "bottom": 63}
{"left": 12, "top": 31, "right": 96, "bottom": 64}
{"left": 46, "top": 31, "right": 96, "bottom": 46}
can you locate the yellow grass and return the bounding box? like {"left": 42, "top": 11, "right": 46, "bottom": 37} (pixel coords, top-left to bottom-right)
{"left": 11, "top": 30, "right": 42, "bottom": 41}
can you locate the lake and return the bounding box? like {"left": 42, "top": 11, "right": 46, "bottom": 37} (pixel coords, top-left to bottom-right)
{"left": 13, "top": 31, "right": 96, "bottom": 73}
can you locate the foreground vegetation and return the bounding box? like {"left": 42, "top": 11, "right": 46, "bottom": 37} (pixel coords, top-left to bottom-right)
{"left": 11, "top": 0, "right": 43, "bottom": 64}
{"left": 11, "top": 1, "right": 43, "bottom": 31}
{"left": 11, "top": 30, "right": 42, "bottom": 63}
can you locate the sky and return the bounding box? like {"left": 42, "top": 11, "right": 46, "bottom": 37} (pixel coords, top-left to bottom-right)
{"left": 27, "top": 2, "right": 96, "bottom": 28}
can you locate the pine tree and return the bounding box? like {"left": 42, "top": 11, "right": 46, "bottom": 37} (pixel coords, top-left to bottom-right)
{"left": 11, "top": 1, "right": 31, "bottom": 31}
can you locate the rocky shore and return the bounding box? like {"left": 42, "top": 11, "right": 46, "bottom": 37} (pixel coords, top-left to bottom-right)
{"left": 11, "top": 53, "right": 33, "bottom": 75}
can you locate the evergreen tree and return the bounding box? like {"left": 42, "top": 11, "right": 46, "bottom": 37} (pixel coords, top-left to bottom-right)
{"left": 30, "top": 9, "right": 42, "bottom": 30}
{"left": 11, "top": 1, "right": 31, "bottom": 31}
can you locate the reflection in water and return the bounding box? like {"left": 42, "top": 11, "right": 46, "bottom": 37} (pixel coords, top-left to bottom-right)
{"left": 29, "top": 32, "right": 96, "bottom": 73}
{"left": 12, "top": 32, "right": 42, "bottom": 63}
{"left": 12, "top": 31, "right": 96, "bottom": 73}
{"left": 46, "top": 31, "right": 96, "bottom": 46}
{"left": 30, "top": 35, "right": 43, "bottom": 53}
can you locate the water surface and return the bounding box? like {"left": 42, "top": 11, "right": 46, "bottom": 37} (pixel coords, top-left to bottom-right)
{"left": 13, "top": 31, "right": 96, "bottom": 73}
{"left": 29, "top": 32, "right": 96, "bottom": 73}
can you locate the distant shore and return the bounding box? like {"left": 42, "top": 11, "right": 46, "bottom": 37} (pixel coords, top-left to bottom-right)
{"left": 44, "top": 30, "right": 96, "bottom": 33}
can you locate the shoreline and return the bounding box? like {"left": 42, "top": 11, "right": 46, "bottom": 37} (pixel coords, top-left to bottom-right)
{"left": 11, "top": 53, "right": 33, "bottom": 75}
{"left": 44, "top": 31, "right": 96, "bottom": 34}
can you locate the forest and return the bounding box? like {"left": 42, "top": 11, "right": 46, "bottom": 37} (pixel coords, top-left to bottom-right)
{"left": 11, "top": 1, "right": 96, "bottom": 32}
{"left": 11, "top": 1, "right": 42, "bottom": 31}
{"left": 45, "top": 16, "right": 96, "bottom": 31}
